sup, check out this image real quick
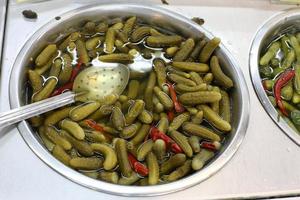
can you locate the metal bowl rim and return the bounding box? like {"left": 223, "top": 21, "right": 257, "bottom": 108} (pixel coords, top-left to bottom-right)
{"left": 249, "top": 7, "right": 300, "bottom": 146}
{"left": 9, "top": 3, "right": 250, "bottom": 196}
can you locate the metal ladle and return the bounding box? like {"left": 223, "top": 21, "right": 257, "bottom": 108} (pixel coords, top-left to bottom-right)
{"left": 0, "top": 63, "right": 129, "bottom": 129}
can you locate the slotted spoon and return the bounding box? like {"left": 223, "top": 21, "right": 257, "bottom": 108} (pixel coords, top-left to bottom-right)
{"left": 0, "top": 63, "right": 129, "bottom": 129}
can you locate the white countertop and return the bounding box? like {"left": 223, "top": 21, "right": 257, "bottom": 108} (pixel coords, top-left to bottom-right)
{"left": 0, "top": 1, "right": 300, "bottom": 199}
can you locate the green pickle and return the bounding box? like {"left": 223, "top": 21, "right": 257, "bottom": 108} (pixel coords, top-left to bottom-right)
{"left": 168, "top": 112, "right": 190, "bottom": 132}
{"left": 86, "top": 37, "right": 101, "bottom": 51}
{"left": 35, "top": 44, "right": 57, "bottom": 67}
{"left": 99, "top": 171, "right": 119, "bottom": 184}
{"left": 125, "top": 100, "right": 145, "bottom": 125}
{"left": 144, "top": 72, "right": 156, "bottom": 111}
{"left": 153, "top": 58, "right": 167, "bottom": 89}
{"left": 281, "top": 50, "right": 295, "bottom": 69}
{"left": 32, "top": 78, "right": 57, "bottom": 102}
{"left": 98, "top": 53, "right": 133, "bottom": 63}
{"left": 131, "top": 26, "right": 151, "bottom": 43}
{"left": 39, "top": 126, "right": 55, "bottom": 151}
{"left": 130, "top": 124, "right": 151, "bottom": 146}
{"left": 152, "top": 139, "right": 166, "bottom": 161}
{"left": 168, "top": 73, "right": 196, "bottom": 86}
{"left": 85, "top": 131, "right": 107, "bottom": 143}
{"left": 153, "top": 86, "right": 174, "bottom": 110}
{"left": 210, "top": 56, "right": 233, "bottom": 89}
{"left": 183, "top": 122, "right": 221, "bottom": 141}
{"left": 175, "top": 83, "right": 207, "bottom": 93}
{"left": 111, "top": 106, "right": 125, "bottom": 131}
{"left": 281, "top": 35, "right": 290, "bottom": 57}
{"left": 115, "top": 39, "right": 129, "bottom": 53}
{"left": 188, "top": 136, "right": 201, "bottom": 153}
{"left": 173, "top": 38, "right": 195, "bottom": 61}
{"left": 199, "top": 105, "right": 231, "bottom": 132}
{"left": 172, "top": 61, "right": 209, "bottom": 73}
{"left": 60, "top": 119, "right": 85, "bottom": 140}
{"left": 163, "top": 160, "right": 192, "bottom": 182}
{"left": 160, "top": 153, "right": 186, "bottom": 175}
{"left": 118, "top": 173, "right": 140, "bottom": 185}
{"left": 115, "top": 138, "right": 133, "bottom": 177}
{"left": 123, "top": 16, "right": 136, "bottom": 37}
{"left": 58, "top": 54, "right": 73, "bottom": 84}
{"left": 105, "top": 27, "right": 116, "bottom": 54}
{"left": 179, "top": 91, "right": 221, "bottom": 105}
{"left": 61, "top": 130, "right": 94, "bottom": 157}
{"left": 29, "top": 116, "right": 44, "bottom": 127}
{"left": 52, "top": 145, "right": 71, "bottom": 166}
{"left": 147, "top": 152, "right": 159, "bottom": 185}
{"left": 83, "top": 21, "right": 96, "bottom": 33}
{"left": 28, "top": 69, "right": 43, "bottom": 92}
{"left": 169, "top": 130, "right": 193, "bottom": 157}
{"left": 121, "top": 122, "right": 142, "bottom": 139}
{"left": 188, "top": 40, "right": 206, "bottom": 61}
{"left": 146, "top": 35, "right": 182, "bottom": 47}
{"left": 45, "top": 126, "right": 72, "bottom": 150}
{"left": 281, "top": 81, "right": 293, "bottom": 101}
{"left": 191, "top": 110, "right": 204, "bottom": 125}
{"left": 199, "top": 37, "right": 220, "bottom": 63}
{"left": 95, "top": 21, "right": 108, "bottom": 33}
{"left": 259, "top": 41, "right": 281, "bottom": 66}
{"left": 69, "top": 157, "right": 103, "bottom": 170}
{"left": 203, "top": 73, "right": 214, "bottom": 84}
{"left": 49, "top": 58, "right": 62, "bottom": 77}
{"left": 189, "top": 71, "right": 203, "bottom": 84}
{"left": 127, "top": 80, "right": 140, "bottom": 99}
{"left": 59, "top": 32, "right": 80, "bottom": 51}
{"left": 76, "top": 39, "right": 90, "bottom": 65}
{"left": 165, "top": 46, "right": 179, "bottom": 58}
{"left": 69, "top": 102, "right": 100, "bottom": 121}
{"left": 137, "top": 140, "right": 154, "bottom": 161}
{"left": 271, "top": 58, "right": 280, "bottom": 68}
{"left": 91, "top": 143, "right": 118, "bottom": 170}
{"left": 138, "top": 110, "right": 153, "bottom": 124}
{"left": 220, "top": 90, "right": 231, "bottom": 123}
{"left": 192, "top": 149, "right": 214, "bottom": 170}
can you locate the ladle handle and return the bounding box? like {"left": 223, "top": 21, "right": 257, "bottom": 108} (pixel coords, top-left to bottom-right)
{"left": 0, "top": 91, "right": 76, "bottom": 129}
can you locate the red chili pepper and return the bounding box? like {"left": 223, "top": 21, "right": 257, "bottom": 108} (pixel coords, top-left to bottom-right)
{"left": 166, "top": 82, "right": 185, "bottom": 113}
{"left": 274, "top": 69, "right": 295, "bottom": 116}
{"left": 50, "top": 82, "right": 73, "bottom": 97}
{"left": 50, "top": 60, "right": 83, "bottom": 97}
{"left": 150, "top": 126, "right": 182, "bottom": 153}
{"left": 201, "top": 141, "right": 221, "bottom": 151}
{"left": 83, "top": 119, "right": 114, "bottom": 141}
{"left": 84, "top": 119, "right": 105, "bottom": 132}
{"left": 167, "top": 110, "right": 175, "bottom": 122}
{"left": 170, "top": 140, "right": 183, "bottom": 153}
{"left": 70, "top": 60, "right": 83, "bottom": 82}
{"left": 128, "top": 153, "right": 149, "bottom": 176}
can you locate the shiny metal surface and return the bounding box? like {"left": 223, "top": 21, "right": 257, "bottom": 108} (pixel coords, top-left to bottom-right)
{"left": 249, "top": 7, "right": 300, "bottom": 146}
{"left": 9, "top": 3, "right": 249, "bottom": 196}
{"left": 73, "top": 63, "right": 129, "bottom": 102}
{"left": 0, "top": 91, "right": 75, "bottom": 129}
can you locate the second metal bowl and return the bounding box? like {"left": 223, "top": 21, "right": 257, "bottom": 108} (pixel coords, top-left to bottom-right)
{"left": 250, "top": 8, "right": 300, "bottom": 146}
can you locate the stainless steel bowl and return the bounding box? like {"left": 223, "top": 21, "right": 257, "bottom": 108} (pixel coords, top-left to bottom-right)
{"left": 250, "top": 8, "right": 300, "bottom": 146}
{"left": 9, "top": 3, "right": 249, "bottom": 196}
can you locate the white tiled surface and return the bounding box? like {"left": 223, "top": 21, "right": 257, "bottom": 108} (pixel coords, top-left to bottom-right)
{"left": 0, "top": 1, "right": 300, "bottom": 199}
